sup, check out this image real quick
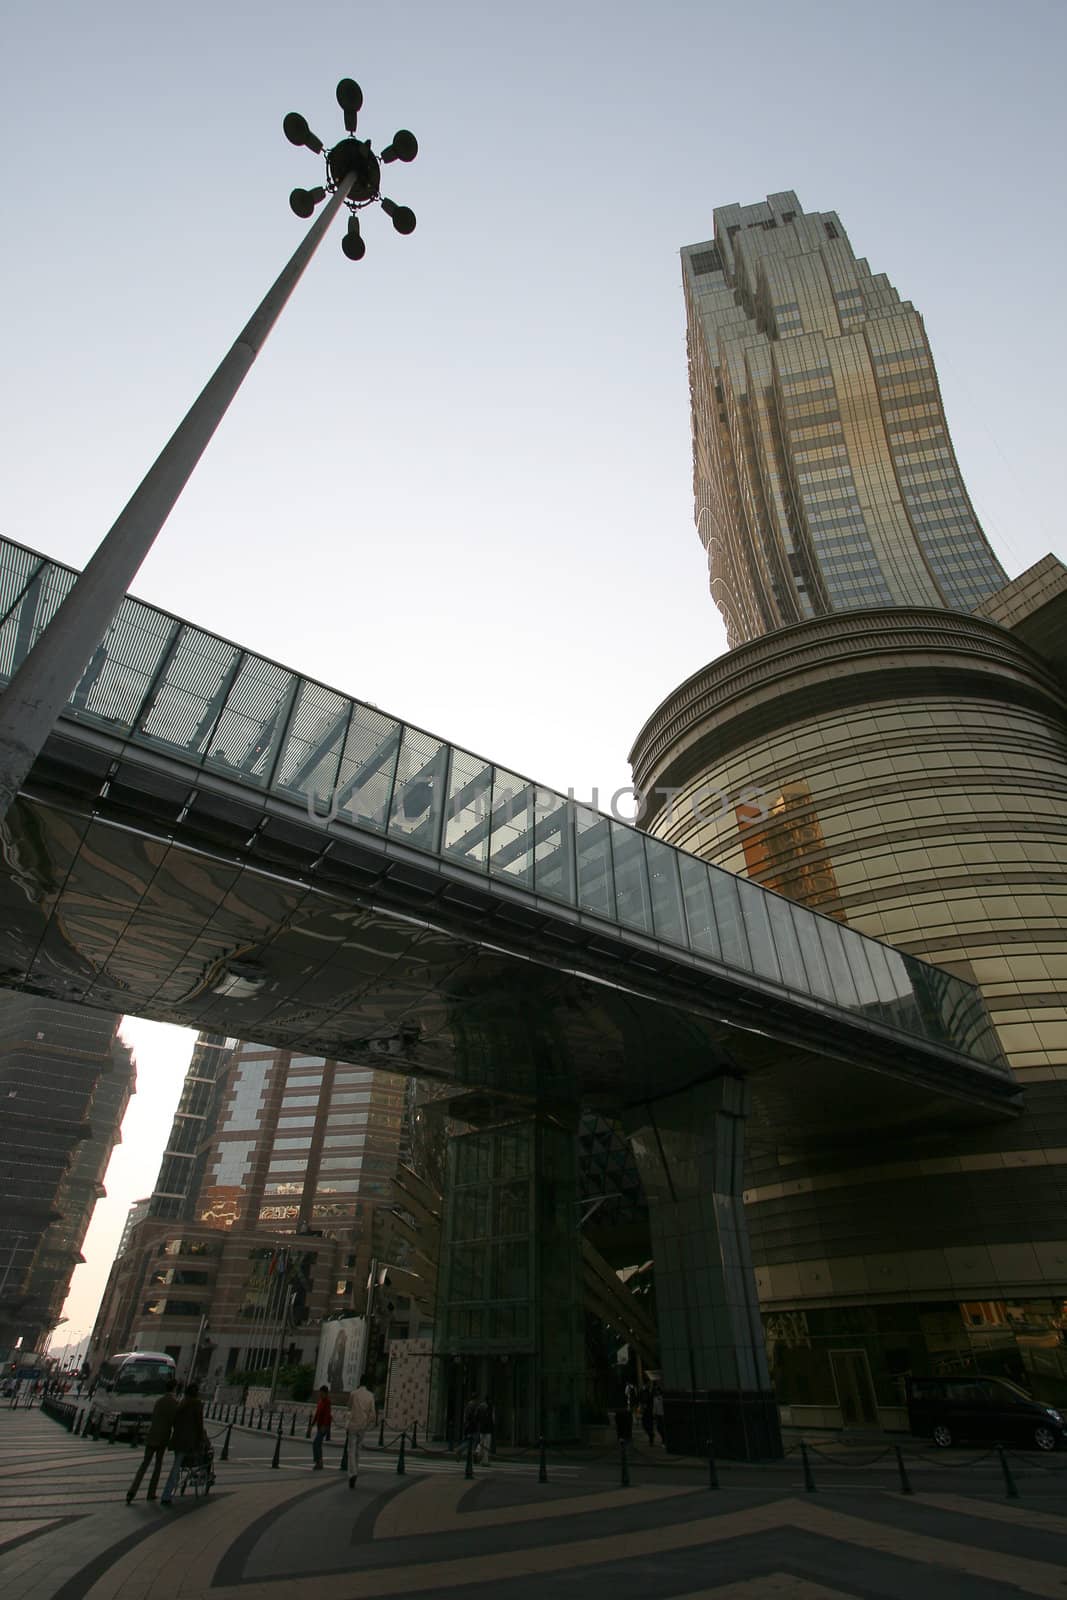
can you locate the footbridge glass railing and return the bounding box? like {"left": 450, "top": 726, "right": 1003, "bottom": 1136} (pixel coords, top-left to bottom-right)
{"left": 0, "top": 537, "right": 1006, "bottom": 1070}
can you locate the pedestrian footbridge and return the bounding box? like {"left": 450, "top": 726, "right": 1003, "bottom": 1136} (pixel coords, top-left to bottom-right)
{"left": 0, "top": 535, "right": 1017, "bottom": 1131}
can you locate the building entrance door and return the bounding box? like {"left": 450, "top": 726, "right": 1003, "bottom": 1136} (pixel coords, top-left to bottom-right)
{"left": 829, "top": 1349, "right": 879, "bottom": 1427}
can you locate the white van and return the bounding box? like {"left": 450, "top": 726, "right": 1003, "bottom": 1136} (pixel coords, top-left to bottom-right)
{"left": 87, "top": 1351, "right": 177, "bottom": 1437}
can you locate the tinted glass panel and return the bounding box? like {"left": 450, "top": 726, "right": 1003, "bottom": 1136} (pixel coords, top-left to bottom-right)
{"left": 388, "top": 727, "right": 447, "bottom": 850}
{"left": 645, "top": 836, "right": 687, "bottom": 946}
{"left": 678, "top": 855, "right": 720, "bottom": 957}
{"left": 443, "top": 748, "right": 492, "bottom": 870}
{"left": 709, "top": 868, "right": 751, "bottom": 969}
{"left": 205, "top": 657, "right": 294, "bottom": 786}
{"left": 488, "top": 769, "right": 534, "bottom": 887}
{"left": 331, "top": 704, "right": 401, "bottom": 831}
{"left": 735, "top": 877, "right": 780, "bottom": 980}
{"left": 575, "top": 807, "right": 614, "bottom": 918}
{"left": 532, "top": 789, "right": 575, "bottom": 903}
{"left": 611, "top": 823, "right": 652, "bottom": 933}
{"left": 273, "top": 680, "right": 349, "bottom": 803}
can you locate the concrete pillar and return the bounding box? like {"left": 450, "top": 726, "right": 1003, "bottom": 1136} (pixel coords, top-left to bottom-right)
{"left": 627, "top": 1076, "right": 782, "bottom": 1460}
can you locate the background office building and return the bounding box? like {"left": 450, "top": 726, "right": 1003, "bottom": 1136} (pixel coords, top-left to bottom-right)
{"left": 90, "top": 1036, "right": 425, "bottom": 1382}
{"left": 0, "top": 995, "right": 132, "bottom": 1356}
{"left": 627, "top": 194, "right": 1067, "bottom": 1431}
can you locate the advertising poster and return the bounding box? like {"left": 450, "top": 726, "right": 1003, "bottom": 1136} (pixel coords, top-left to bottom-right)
{"left": 314, "top": 1317, "right": 367, "bottom": 1394}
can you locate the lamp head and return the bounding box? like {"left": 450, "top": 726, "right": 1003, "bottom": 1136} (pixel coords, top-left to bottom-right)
{"left": 283, "top": 111, "right": 323, "bottom": 154}
{"left": 289, "top": 186, "right": 326, "bottom": 219}
{"left": 336, "top": 78, "right": 364, "bottom": 131}
{"left": 380, "top": 129, "right": 418, "bottom": 163}
{"left": 381, "top": 197, "right": 416, "bottom": 235}
{"left": 341, "top": 214, "right": 366, "bottom": 261}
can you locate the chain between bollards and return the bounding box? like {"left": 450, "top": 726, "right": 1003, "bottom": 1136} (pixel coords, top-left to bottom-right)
{"left": 894, "top": 1443, "right": 913, "bottom": 1495}
{"left": 996, "top": 1443, "right": 1019, "bottom": 1498}
{"left": 271, "top": 1414, "right": 282, "bottom": 1469}
{"left": 538, "top": 1436, "right": 547, "bottom": 1483}
{"left": 396, "top": 1429, "right": 406, "bottom": 1475}
{"left": 221, "top": 1423, "right": 232, "bottom": 1462}
{"left": 800, "top": 1440, "right": 817, "bottom": 1492}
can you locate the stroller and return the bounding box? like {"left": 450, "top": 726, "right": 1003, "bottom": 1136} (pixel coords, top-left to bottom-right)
{"left": 178, "top": 1441, "right": 216, "bottom": 1499}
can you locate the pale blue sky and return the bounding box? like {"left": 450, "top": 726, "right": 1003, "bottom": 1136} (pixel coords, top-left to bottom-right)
{"left": 5, "top": 0, "right": 1062, "bottom": 1342}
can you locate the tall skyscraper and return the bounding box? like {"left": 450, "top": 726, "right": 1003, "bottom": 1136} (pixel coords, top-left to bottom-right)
{"left": 683, "top": 191, "right": 1007, "bottom": 646}
{"left": 624, "top": 194, "right": 1067, "bottom": 1434}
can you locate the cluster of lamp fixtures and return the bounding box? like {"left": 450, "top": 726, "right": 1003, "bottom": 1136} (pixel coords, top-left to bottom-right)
{"left": 283, "top": 78, "right": 417, "bottom": 260}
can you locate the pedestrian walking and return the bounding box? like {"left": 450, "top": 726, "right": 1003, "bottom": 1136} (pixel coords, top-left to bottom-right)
{"left": 311, "top": 1385, "right": 332, "bottom": 1470}
{"left": 461, "top": 1393, "right": 479, "bottom": 1458}
{"left": 473, "top": 1396, "right": 493, "bottom": 1464}
{"left": 613, "top": 1383, "right": 633, "bottom": 1443}
{"left": 346, "top": 1377, "right": 377, "bottom": 1488}
{"left": 639, "top": 1383, "right": 655, "bottom": 1446}
{"left": 126, "top": 1379, "right": 179, "bottom": 1503}
{"left": 652, "top": 1383, "right": 665, "bottom": 1444}
{"left": 160, "top": 1383, "right": 206, "bottom": 1506}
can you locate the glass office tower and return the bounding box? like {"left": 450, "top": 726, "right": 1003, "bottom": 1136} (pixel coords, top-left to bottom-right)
{"left": 683, "top": 191, "right": 1007, "bottom": 646}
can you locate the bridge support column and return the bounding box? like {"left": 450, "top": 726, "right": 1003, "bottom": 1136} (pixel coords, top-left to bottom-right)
{"left": 627, "top": 1077, "right": 782, "bottom": 1461}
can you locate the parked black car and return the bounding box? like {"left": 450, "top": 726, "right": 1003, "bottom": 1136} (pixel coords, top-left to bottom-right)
{"left": 907, "top": 1375, "right": 1067, "bottom": 1451}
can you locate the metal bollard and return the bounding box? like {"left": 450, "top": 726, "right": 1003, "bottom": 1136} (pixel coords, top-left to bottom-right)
{"left": 378, "top": 1416, "right": 385, "bottom": 1448}
{"left": 339, "top": 1432, "right": 349, "bottom": 1472}
{"left": 306, "top": 1413, "right": 313, "bottom": 1439}
{"left": 538, "top": 1436, "right": 547, "bottom": 1484}
{"left": 620, "top": 1439, "right": 630, "bottom": 1487}
{"left": 396, "top": 1430, "right": 406, "bottom": 1475}
{"left": 465, "top": 1434, "right": 474, "bottom": 1480}
{"left": 706, "top": 1439, "right": 719, "bottom": 1490}
{"left": 411, "top": 1419, "right": 418, "bottom": 1449}
{"left": 268, "top": 1411, "right": 275, "bottom": 1434}
{"left": 290, "top": 1412, "right": 296, "bottom": 1437}
{"left": 109, "top": 1414, "right": 120, "bottom": 1445}
{"left": 800, "top": 1440, "right": 817, "bottom": 1493}
{"left": 894, "top": 1444, "right": 913, "bottom": 1495}
{"left": 271, "top": 1416, "right": 282, "bottom": 1469}
{"left": 996, "top": 1443, "right": 1019, "bottom": 1499}
{"left": 221, "top": 1424, "right": 232, "bottom": 1462}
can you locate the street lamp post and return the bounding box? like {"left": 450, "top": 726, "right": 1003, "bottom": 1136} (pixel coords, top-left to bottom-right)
{"left": 0, "top": 77, "right": 418, "bottom": 825}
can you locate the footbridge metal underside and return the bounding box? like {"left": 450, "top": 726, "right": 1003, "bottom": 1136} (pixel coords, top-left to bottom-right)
{"left": 0, "top": 720, "right": 1020, "bottom": 1143}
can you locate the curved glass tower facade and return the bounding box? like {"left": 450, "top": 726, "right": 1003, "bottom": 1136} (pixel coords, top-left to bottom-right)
{"left": 684, "top": 191, "right": 1007, "bottom": 647}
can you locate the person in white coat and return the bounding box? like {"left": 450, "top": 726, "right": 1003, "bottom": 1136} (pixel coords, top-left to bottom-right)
{"left": 346, "top": 1378, "right": 378, "bottom": 1488}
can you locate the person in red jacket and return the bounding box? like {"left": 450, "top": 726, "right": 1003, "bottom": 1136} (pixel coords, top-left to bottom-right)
{"left": 311, "top": 1385, "right": 332, "bottom": 1469}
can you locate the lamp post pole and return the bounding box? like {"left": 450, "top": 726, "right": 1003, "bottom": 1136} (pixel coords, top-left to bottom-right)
{"left": 0, "top": 79, "right": 418, "bottom": 826}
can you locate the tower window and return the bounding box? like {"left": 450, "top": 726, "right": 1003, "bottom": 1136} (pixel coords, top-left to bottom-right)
{"left": 824, "top": 221, "right": 839, "bottom": 240}
{"left": 690, "top": 248, "right": 723, "bottom": 275}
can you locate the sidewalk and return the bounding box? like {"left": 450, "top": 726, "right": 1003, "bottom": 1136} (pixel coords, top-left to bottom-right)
{"left": 7, "top": 1401, "right": 1067, "bottom": 1600}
